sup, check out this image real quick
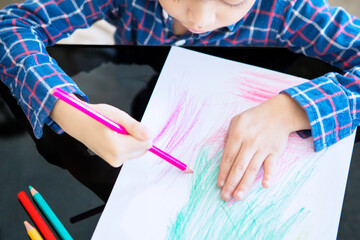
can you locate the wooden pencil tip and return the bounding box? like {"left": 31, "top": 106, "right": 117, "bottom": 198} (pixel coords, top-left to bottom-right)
{"left": 184, "top": 167, "right": 193, "bottom": 174}
{"left": 28, "top": 185, "right": 32, "bottom": 191}
{"left": 24, "top": 221, "right": 32, "bottom": 231}
{"left": 29, "top": 186, "right": 38, "bottom": 195}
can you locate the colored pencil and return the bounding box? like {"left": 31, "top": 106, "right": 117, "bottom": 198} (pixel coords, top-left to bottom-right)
{"left": 24, "top": 221, "right": 44, "bottom": 240}
{"left": 52, "top": 88, "right": 193, "bottom": 173}
{"left": 17, "top": 191, "right": 56, "bottom": 240}
{"left": 29, "top": 186, "right": 73, "bottom": 240}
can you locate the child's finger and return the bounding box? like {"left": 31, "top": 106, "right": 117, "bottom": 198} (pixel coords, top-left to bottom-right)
{"left": 217, "top": 134, "right": 241, "bottom": 189}
{"left": 116, "top": 111, "right": 152, "bottom": 141}
{"left": 220, "top": 145, "right": 255, "bottom": 201}
{"left": 262, "top": 154, "right": 277, "bottom": 188}
{"left": 95, "top": 104, "right": 152, "bottom": 141}
{"left": 233, "top": 151, "right": 266, "bottom": 201}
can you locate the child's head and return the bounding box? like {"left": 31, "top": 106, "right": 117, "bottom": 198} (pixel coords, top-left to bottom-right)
{"left": 158, "top": 0, "right": 256, "bottom": 34}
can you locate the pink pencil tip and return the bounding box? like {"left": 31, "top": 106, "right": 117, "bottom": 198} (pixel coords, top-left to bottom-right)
{"left": 184, "top": 167, "right": 193, "bottom": 174}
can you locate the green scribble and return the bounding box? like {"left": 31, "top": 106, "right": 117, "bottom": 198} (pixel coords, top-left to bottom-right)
{"left": 168, "top": 145, "right": 322, "bottom": 240}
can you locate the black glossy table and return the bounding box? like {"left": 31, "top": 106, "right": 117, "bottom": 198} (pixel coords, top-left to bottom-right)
{"left": 0, "top": 45, "right": 358, "bottom": 239}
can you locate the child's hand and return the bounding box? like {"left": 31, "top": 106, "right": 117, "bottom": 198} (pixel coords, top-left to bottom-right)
{"left": 217, "top": 93, "right": 310, "bottom": 201}
{"left": 50, "top": 97, "right": 153, "bottom": 167}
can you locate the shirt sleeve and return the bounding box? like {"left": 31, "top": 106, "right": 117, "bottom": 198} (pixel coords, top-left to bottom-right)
{"left": 0, "top": 0, "right": 123, "bottom": 138}
{"left": 275, "top": 0, "right": 360, "bottom": 151}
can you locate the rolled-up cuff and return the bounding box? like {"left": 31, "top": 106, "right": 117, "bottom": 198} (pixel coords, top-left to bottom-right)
{"left": 33, "top": 85, "right": 88, "bottom": 139}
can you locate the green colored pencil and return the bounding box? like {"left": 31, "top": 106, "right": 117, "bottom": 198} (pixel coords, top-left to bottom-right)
{"left": 29, "top": 186, "right": 73, "bottom": 240}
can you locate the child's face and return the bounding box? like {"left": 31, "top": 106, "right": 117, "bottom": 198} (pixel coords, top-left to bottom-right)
{"left": 158, "top": 0, "right": 256, "bottom": 34}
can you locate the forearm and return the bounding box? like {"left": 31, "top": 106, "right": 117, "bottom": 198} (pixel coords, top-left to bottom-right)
{"left": 49, "top": 95, "right": 90, "bottom": 142}
{"left": 0, "top": 0, "right": 108, "bottom": 137}
{"left": 0, "top": 44, "right": 84, "bottom": 139}
{"left": 0, "top": 1, "right": 152, "bottom": 166}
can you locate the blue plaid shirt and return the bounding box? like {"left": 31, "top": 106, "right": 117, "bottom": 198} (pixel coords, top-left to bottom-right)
{"left": 0, "top": 0, "right": 359, "bottom": 152}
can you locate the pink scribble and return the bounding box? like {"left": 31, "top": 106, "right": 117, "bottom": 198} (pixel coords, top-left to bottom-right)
{"left": 225, "top": 69, "right": 305, "bottom": 105}
{"left": 153, "top": 101, "right": 182, "bottom": 144}
{"left": 227, "top": 76, "right": 278, "bottom": 104}
{"left": 150, "top": 88, "right": 204, "bottom": 184}
{"left": 241, "top": 70, "right": 303, "bottom": 86}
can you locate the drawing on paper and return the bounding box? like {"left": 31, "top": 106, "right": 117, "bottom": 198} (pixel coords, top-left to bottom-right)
{"left": 92, "top": 47, "right": 354, "bottom": 240}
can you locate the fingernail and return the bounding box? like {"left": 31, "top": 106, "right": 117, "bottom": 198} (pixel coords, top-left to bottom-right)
{"left": 264, "top": 179, "right": 271, "bottom": 188}
{"left": 237, "top": 191, "right": 244, "bottom": 200}
{"left": 264, "top": 180, "right": 270, "bottom": 187}
{"left": 222, "top": 192, "right": 231, "bottom": 200}
{"left": 218, "top": 180, "right": 224, "bottom": 188}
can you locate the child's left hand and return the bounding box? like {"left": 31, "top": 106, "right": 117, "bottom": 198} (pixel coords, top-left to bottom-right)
{"left": 217, "top": 93, "right": 311, "bottom": 201}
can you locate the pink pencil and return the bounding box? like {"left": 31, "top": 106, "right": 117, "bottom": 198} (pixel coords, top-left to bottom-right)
{"left": 52, "top": 88, "right": 193, "bottom": 173}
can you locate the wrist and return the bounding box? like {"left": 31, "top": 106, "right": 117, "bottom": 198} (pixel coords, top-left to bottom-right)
{"left": 276, "top": 93, "right": 311, "bottom": 132}
{"left": 269, "top": 93, "right": 311, "bottom": 132}
{"left": 50, "top": 94, "right": 89, "bottom": 139}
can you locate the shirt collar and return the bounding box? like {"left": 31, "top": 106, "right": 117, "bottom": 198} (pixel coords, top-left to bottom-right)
{"left": 162, "top": 9, "right": 169, "bottom": 20}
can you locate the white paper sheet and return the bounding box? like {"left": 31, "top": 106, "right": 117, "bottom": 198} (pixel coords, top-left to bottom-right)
{"left": 92, "top": 47, "right": 355, "bottom": 240}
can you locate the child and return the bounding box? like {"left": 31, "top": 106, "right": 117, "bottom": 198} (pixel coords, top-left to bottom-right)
{"left": 0, "top": 0, "right": 359, "bottom": 202}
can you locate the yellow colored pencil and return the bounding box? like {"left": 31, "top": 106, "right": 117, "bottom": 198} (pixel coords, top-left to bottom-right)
{"left": 24, "top": 221, "right": 44, "bottom": 240}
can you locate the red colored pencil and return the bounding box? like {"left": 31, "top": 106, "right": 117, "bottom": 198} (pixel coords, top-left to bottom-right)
{"left": 17, "top": 191, "right": 56, "bottom": 240}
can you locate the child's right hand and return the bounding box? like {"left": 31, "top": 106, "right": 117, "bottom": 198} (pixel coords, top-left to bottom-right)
{"left": 50, "top": 96, "right": 153, "bottom": 167}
